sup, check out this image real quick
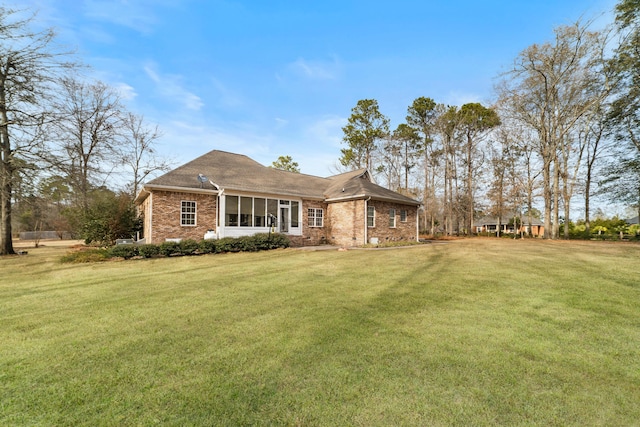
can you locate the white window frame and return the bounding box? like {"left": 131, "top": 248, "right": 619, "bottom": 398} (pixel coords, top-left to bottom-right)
{"left": 181, "top": 200, "right": 197, "bottom": 226}
{"left": 367, "top": 206, "right": 375, "bottom": 228}
{"left": 308, "top": 208, "right": 324, "bottom": 227}
{"left": 389, "top": 208, "right": 396, "bottom": 228}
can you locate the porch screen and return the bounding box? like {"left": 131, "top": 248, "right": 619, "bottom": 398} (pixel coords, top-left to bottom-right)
{"left": 226, "top": 195, "right": 238, "bottom": 226}
{"left": 267, "top": 199, "right": 278, "bottom": 224}
{"left": 240, "top": 197, "right": 253, "bottom": 227}
{"left": 254, "top": 198, "right": 266, "bottom": 227}
{"left": 291, "top": 201, "right": 299, "bottom": 228}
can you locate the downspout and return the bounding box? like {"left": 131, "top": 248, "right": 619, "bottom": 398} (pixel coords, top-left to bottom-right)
{"left": 364, "top": 197, "right": 371, "bottom": 245}
{"left": 416, "top": 205, "right": 420, "bottom": 242}
{"left": 217, "top": 188, "right": 225, "bottom": 239}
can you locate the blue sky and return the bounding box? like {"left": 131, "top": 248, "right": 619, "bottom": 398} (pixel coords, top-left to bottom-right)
{"left": 15, "top": 0, "right": 617, "bottom": 178}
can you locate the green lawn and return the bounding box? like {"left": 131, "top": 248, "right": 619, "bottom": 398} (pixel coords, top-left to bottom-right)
{"left": 1, "top": 239, "right": 639, "bottom": 426}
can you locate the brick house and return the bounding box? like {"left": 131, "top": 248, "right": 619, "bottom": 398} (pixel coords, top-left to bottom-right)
{"left": 135, "top": 150, "right": 421, "bottom": 247}
{"left": 474, "top": 213, "right": 544, "bottom": 237}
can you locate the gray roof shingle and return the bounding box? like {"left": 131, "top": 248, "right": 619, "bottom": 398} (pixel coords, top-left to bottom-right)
{"left": 142, "top": 150, "right": 420, "bottom": 206}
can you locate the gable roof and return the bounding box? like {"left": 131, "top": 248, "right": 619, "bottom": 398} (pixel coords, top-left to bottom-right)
{"left": 138, "top": 150, "right": 420, "bottom": 206}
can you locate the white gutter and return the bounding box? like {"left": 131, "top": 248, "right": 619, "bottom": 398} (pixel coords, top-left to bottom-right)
{"left": 416, "top": 205, "right": 420, "bottom": 242}
{"left": 364, "top": 197, "right": 371, "bottom": 245}
{"left": 325, "top": 194, "right": 368, "bottom": 202}
{"left": 142, "top": 184, "right": 219, "bottom": 195}
{"left": 216, "top": 188, "right": 225, "bottom": 238}
{"left": 326, "top": 194, "right": 420, "bottom": 206}
{"left": 148, "top": 191, "right": 153, "bottom": 243}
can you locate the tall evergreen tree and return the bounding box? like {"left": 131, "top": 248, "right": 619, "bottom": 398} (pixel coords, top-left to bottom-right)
{"left": 340, "top": 99, "right": 389, "bottom": 171}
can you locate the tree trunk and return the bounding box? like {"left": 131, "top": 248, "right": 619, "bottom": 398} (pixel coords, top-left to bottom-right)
{"left": 0, "top": 80, "right": 15, "bottom": 255}
{"left": 552, "top": 156, "right": 560, "bottom": 239}
{"left": 467, "top": 135, "right": 474, "bottom": 235}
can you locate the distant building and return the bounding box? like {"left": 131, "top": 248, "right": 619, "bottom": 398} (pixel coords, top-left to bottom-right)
{"left": 474, "top": 213, "right": 544, "bottom": 237}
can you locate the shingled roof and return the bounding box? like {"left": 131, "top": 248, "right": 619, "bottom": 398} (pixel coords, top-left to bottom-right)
{"left": 138, "top": 149, "right": 420, "bottom": 206}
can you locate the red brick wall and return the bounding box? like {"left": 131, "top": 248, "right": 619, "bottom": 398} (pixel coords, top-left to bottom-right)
{"left": 327, "top": 199, "right": 366, "bottom": 247}
{"left": 146, "top": 190, "right": 217, "bottom": 243}
{"left": 140, "top": 191, "right": 417, "bottom": 247}
{"left": 288, "top": 199, "right": 330, "bottom": 247}
{"left": 365, "top": 200, "right": 417, "bottom": 243}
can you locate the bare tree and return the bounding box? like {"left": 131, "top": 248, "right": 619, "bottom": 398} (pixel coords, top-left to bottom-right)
{"left": 118, "top": 112, "right": 167, "bottom": 198}
{"left": 0, "top": 8, "right": 75, "bottom": 255}
{"left": 578, "top": 108, "right": 611, "bottom": 234}
{"left": 497, "top": 21, "right": 613, "bottom": 239}
{"left": 50, "top": 77, "right": 122, "bottom": 212}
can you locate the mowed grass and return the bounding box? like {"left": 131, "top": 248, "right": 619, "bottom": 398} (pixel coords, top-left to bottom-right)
{"left": 1, "top": 240, "right": 639, "bottom": 426}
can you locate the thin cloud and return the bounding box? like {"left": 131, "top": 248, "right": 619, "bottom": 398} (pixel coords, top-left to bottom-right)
{"left": 210, "top": 77, "right": 244, "bottom": 108}
{"left": 444, "top": 91, "right": 484, "bottom": 107}
{"left": 285, "top": 56, "right": 342, "bottom": 81}
{"left": 160, "top": 120, "right": 275, "bottom": 165}
{"left": 144, "top": 64, "right": 204, "bottom": 111}
{"left": 274, "top": 118, "right": 288, "bottom": 129}
{"left": 306, "top": 115, "right": 347, "bottom": 148}
{"left": 82, "top": 0, "right": 166, "bottom": 34}
{"left": 115, "top": 82, "right": 137, "bottom": 101}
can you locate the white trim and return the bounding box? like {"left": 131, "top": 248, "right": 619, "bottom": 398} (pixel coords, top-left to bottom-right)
{"left": 148, "top": 192, "right": 153, "bottom": 243}
{"left": 416, "top": 206, "right": 420, "bottom": 241}
{"left": 220, "top": 193, "right": 304, "bottom": 237}
{"left": 307, "top": 207, "right": 324, "bottom": 228}
{"left": 325, "top": 194, "right": 368, "bottom": 202}
{"left": 142, "top": 184, "right": 218, "bottom": 195}
{"left": 364, "top": 197, "right": 370, "bottom": 244}
{"left": 180, "top": 200, "right": 197, "bottom": 226}
{"left": 367, "top": 205, "right": 375, "bottom": 228}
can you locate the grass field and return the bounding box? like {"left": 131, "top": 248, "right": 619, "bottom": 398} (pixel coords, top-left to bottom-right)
{"left": 1, "top": 239, "right": 639, "bottom": 426}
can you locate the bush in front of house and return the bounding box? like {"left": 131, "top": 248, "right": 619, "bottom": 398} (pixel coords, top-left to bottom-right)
{"left": 254, "top": 232, "right": 290, "bottom": 249}
{"left": 137, "top": 244, "right": 160, "bottom": 258}
{"left": 61, "top": 233, "right": 291, "bottom": 263}
{"left": 109, "top": 244, "right": 138, "bottom": 259}
{"left": 179, "top": 239, "right": 200, "bottom": 255}
{"left": 143, "top": 234, "right": 288, "bottom": 258}
{"left": 198, "top": 239, "right": 219, "bottom": 254}
{"left": 158, "top": 241, "right": 181, "bottom": 256}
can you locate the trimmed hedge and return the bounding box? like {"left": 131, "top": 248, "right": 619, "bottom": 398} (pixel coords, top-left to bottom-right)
{"left": 102, "top": 233, "right": 290, "bottom": 260}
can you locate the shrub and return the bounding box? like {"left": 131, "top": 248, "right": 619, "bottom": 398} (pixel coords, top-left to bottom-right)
{"left": 215, "top": 237, "right": 238, "bottom": 253}
{"left": 158, "top": 241, "right": 181, "bottom": 256}
{"left": 64, "top": 233, "right": 292, "bottom": 263}
{"left": 180, "top": 239, "right": 200, "bottom": 255}
{"left": 199, "top": 239, "right": 218, "bottom": 254}
{"left": 137, "top": 244, "right": 160, "bottom": 258}
{"left": 255, "top": 233, "right": 289, "bottom": 249}
{"left": 108, "top": 244, "right": 138, "bottom": 259}
{"left": 60, "top": 249, "right": 111, "bottom": 263}
{"left": 237, "top": 235, "right": 258, "bottom": 252}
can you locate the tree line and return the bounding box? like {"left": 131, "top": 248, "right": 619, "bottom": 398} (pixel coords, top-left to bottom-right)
{"left": 338, "top": 1, "right": 640, "bottom": 239}
{"left": 1, "top": 7, "right": 167, "bottom": 254}
{"left": 3, "top": 2, "right": 640, "bottom": 255}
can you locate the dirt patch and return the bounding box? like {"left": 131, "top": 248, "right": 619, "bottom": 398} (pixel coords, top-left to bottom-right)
{"left": 12, "top": 239, "right": 85, "bottom": 249}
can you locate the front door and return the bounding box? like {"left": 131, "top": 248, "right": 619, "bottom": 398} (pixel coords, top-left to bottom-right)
{"left": 280, "top": 207, "right": 289, "bottom": 233}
